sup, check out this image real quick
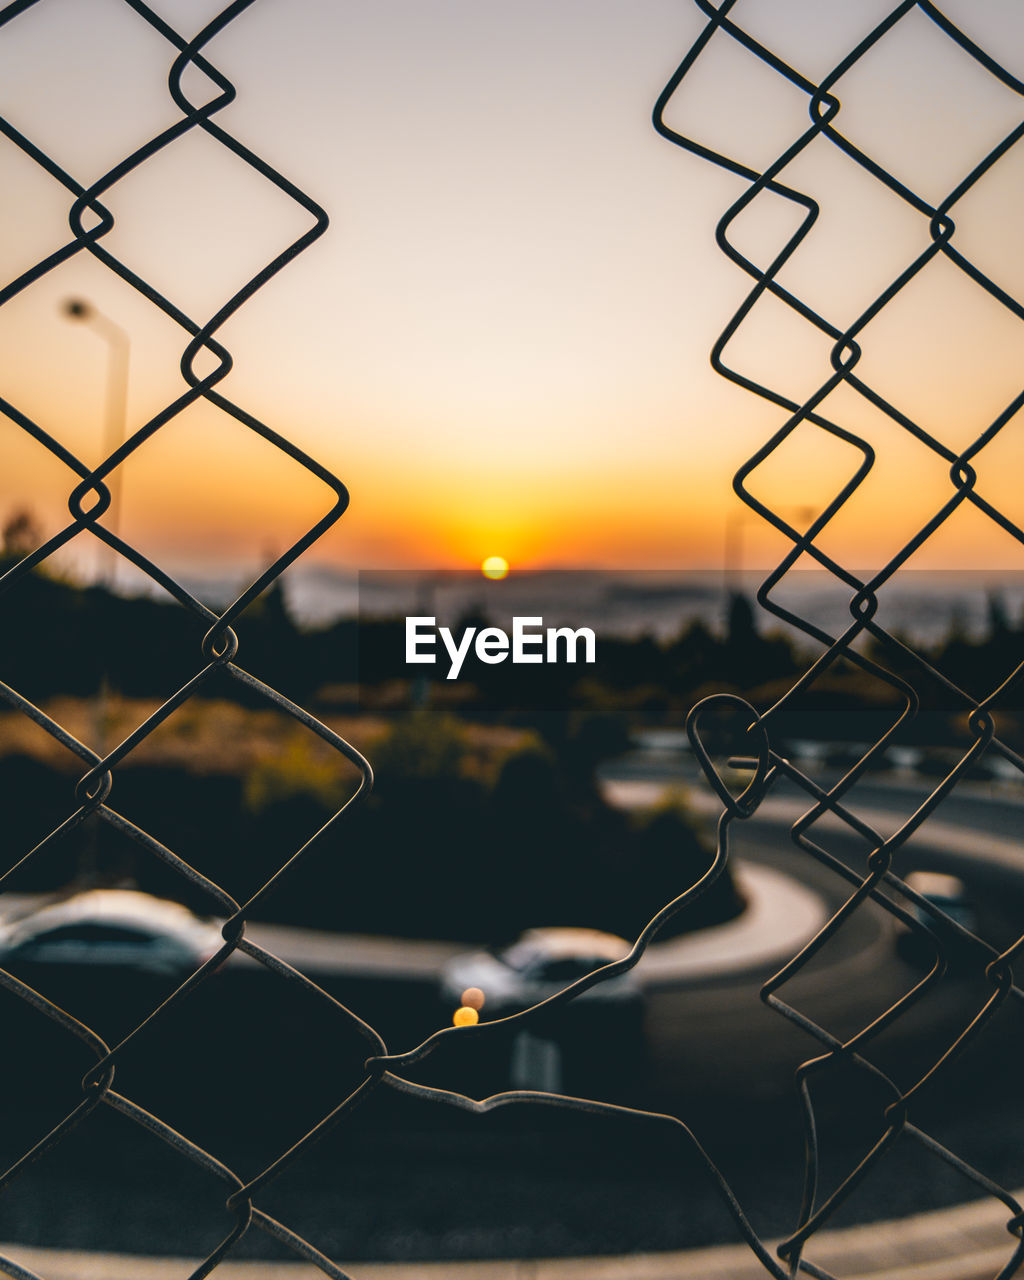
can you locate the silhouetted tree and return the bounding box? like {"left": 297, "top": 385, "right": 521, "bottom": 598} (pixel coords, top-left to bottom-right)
{"left": 2, "top": 508, "right": 43, "bottom": 561}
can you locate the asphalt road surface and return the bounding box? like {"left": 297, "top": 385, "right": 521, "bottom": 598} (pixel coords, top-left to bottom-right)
{"left": 1, "top": 767, "right": 1021, "bottom": 1263}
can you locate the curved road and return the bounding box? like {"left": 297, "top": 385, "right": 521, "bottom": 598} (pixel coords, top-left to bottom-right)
{"left": 1, "top": 764, "right": 1021, "bottom": 1264}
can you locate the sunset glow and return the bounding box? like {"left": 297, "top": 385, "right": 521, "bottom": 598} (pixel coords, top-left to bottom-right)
{"left": 2, "top": 2, "right": 1022, "bottom": 581}
{"left": 481, "top": 556, "right": 510, "bottom": 581}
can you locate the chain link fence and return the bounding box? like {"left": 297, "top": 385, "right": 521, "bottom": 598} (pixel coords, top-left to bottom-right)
{"left": 0, "top": 1, "right": 1022, "bottom": 1277}
{"left": 655, "top": 1, "right": 1024, "bottom": 1275}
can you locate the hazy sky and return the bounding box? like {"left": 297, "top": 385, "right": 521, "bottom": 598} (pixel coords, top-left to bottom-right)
{"left": 1, "top": 0, "right": 1023, "bottom": 582}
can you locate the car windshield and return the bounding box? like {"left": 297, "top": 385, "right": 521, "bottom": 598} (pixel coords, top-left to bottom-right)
{"left": 500, "top": 947, "right": 606, "bottom": 982}
{"left": 538, "top": 957, "right": 603, "bottom": 982}
{"left": 501, "top": 942, "right": 540, "bottom": 973}
{"left": 22, "top": 922, "right": 157, "bottom": 946}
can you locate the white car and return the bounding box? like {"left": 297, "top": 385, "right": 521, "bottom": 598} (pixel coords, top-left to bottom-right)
{"left": 441, "top": 926, "right": 638, "bottom": 1016}
{"left": 0, "top": 889, "right": 226, "bottom": 978}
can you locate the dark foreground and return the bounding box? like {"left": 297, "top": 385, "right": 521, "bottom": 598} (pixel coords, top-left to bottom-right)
{"left": 1, "top": 937, "right": 1021, "bottom": 1265}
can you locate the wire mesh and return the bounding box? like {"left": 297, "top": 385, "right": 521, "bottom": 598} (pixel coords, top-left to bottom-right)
{"left": 654, "top": 1, "right": 1024, "bottom": 1275}
{"left": 0, "top": 1, "right": 1021, "bottom": 1278}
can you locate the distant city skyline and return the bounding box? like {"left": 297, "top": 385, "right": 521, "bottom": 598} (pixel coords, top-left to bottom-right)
{"left": 2, "top": 0, "right": 1023, "bottom": 583}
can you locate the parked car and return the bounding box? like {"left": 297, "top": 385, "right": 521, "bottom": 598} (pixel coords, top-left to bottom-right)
{"left": 896, "top": 870, "right": 977, "bottom": 966}
{"left": 440, "top": 927, "right": 645, "bottom": 1096}
{"left": 0, "top": 889, "right": 226, "bottom": 978}
{"left": 441, "top": 926, "right": 637, "bottom": 1016}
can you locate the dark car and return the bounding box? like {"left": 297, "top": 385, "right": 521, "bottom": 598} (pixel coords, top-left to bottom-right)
{"left": 896, "top": 870, "right": 978, "bottom": 967}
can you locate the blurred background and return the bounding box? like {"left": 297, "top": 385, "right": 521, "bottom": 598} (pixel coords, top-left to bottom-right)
{"left": 2, "top": 0, "right": 1024, "bottom": 1271}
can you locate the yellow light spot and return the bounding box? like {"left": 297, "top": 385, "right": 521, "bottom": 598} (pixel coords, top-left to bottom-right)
{"left": 453, "top": 1005, "right": 479, "bottom": 1027}
{"left": 461, "top": 986, "right": 485, "bottom": 1011}
{"left": 481, "top": 556, "right": 509, "bottom": 580}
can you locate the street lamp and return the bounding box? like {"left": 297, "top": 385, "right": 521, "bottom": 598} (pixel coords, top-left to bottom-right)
{"left": 61, "top": 297, "right": 130, "bottom": 588}
{"left": 60, "top": 300, "right": 132, "bottom": 882}
{"left": 724, "top": 504, "right": 817, "bottom": 591}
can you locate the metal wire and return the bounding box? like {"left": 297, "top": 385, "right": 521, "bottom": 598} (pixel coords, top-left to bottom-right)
{"left": 0, "top": 2, "right": 1021, "bottom": 1278}
{"left": 654, "top": 2, "right": 1024, "bottom": 1275}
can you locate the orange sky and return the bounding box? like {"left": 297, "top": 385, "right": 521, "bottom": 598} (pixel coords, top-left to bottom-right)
{"left": 2, "top": 0, "right": 1023, "bottom": 582}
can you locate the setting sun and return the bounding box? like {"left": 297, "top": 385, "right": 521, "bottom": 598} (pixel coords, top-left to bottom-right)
{"left": 481, "top": 556, "right": 509, "bottom": 580}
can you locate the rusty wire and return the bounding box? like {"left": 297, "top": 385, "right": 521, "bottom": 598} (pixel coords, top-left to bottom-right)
{"left": 0, "top": 1, "right": 1021, "bottom": 1278}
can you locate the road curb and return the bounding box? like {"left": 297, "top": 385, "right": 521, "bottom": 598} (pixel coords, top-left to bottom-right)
{"left": 3, "top": 1187, "right": 1020, "bottom": 1280}
{"left": 635, "top": 859, "right": 827, "bottom": 987}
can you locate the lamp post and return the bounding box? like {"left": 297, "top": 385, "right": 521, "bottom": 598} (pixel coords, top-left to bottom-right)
{"left": 724, "top": 504, "right": 817, "bottom": 591}
{"left": 61, "top": 297, "right": 130, "bottom": 589}
{"left": 61, "top": 300, "right": 131, "bottom": 884}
